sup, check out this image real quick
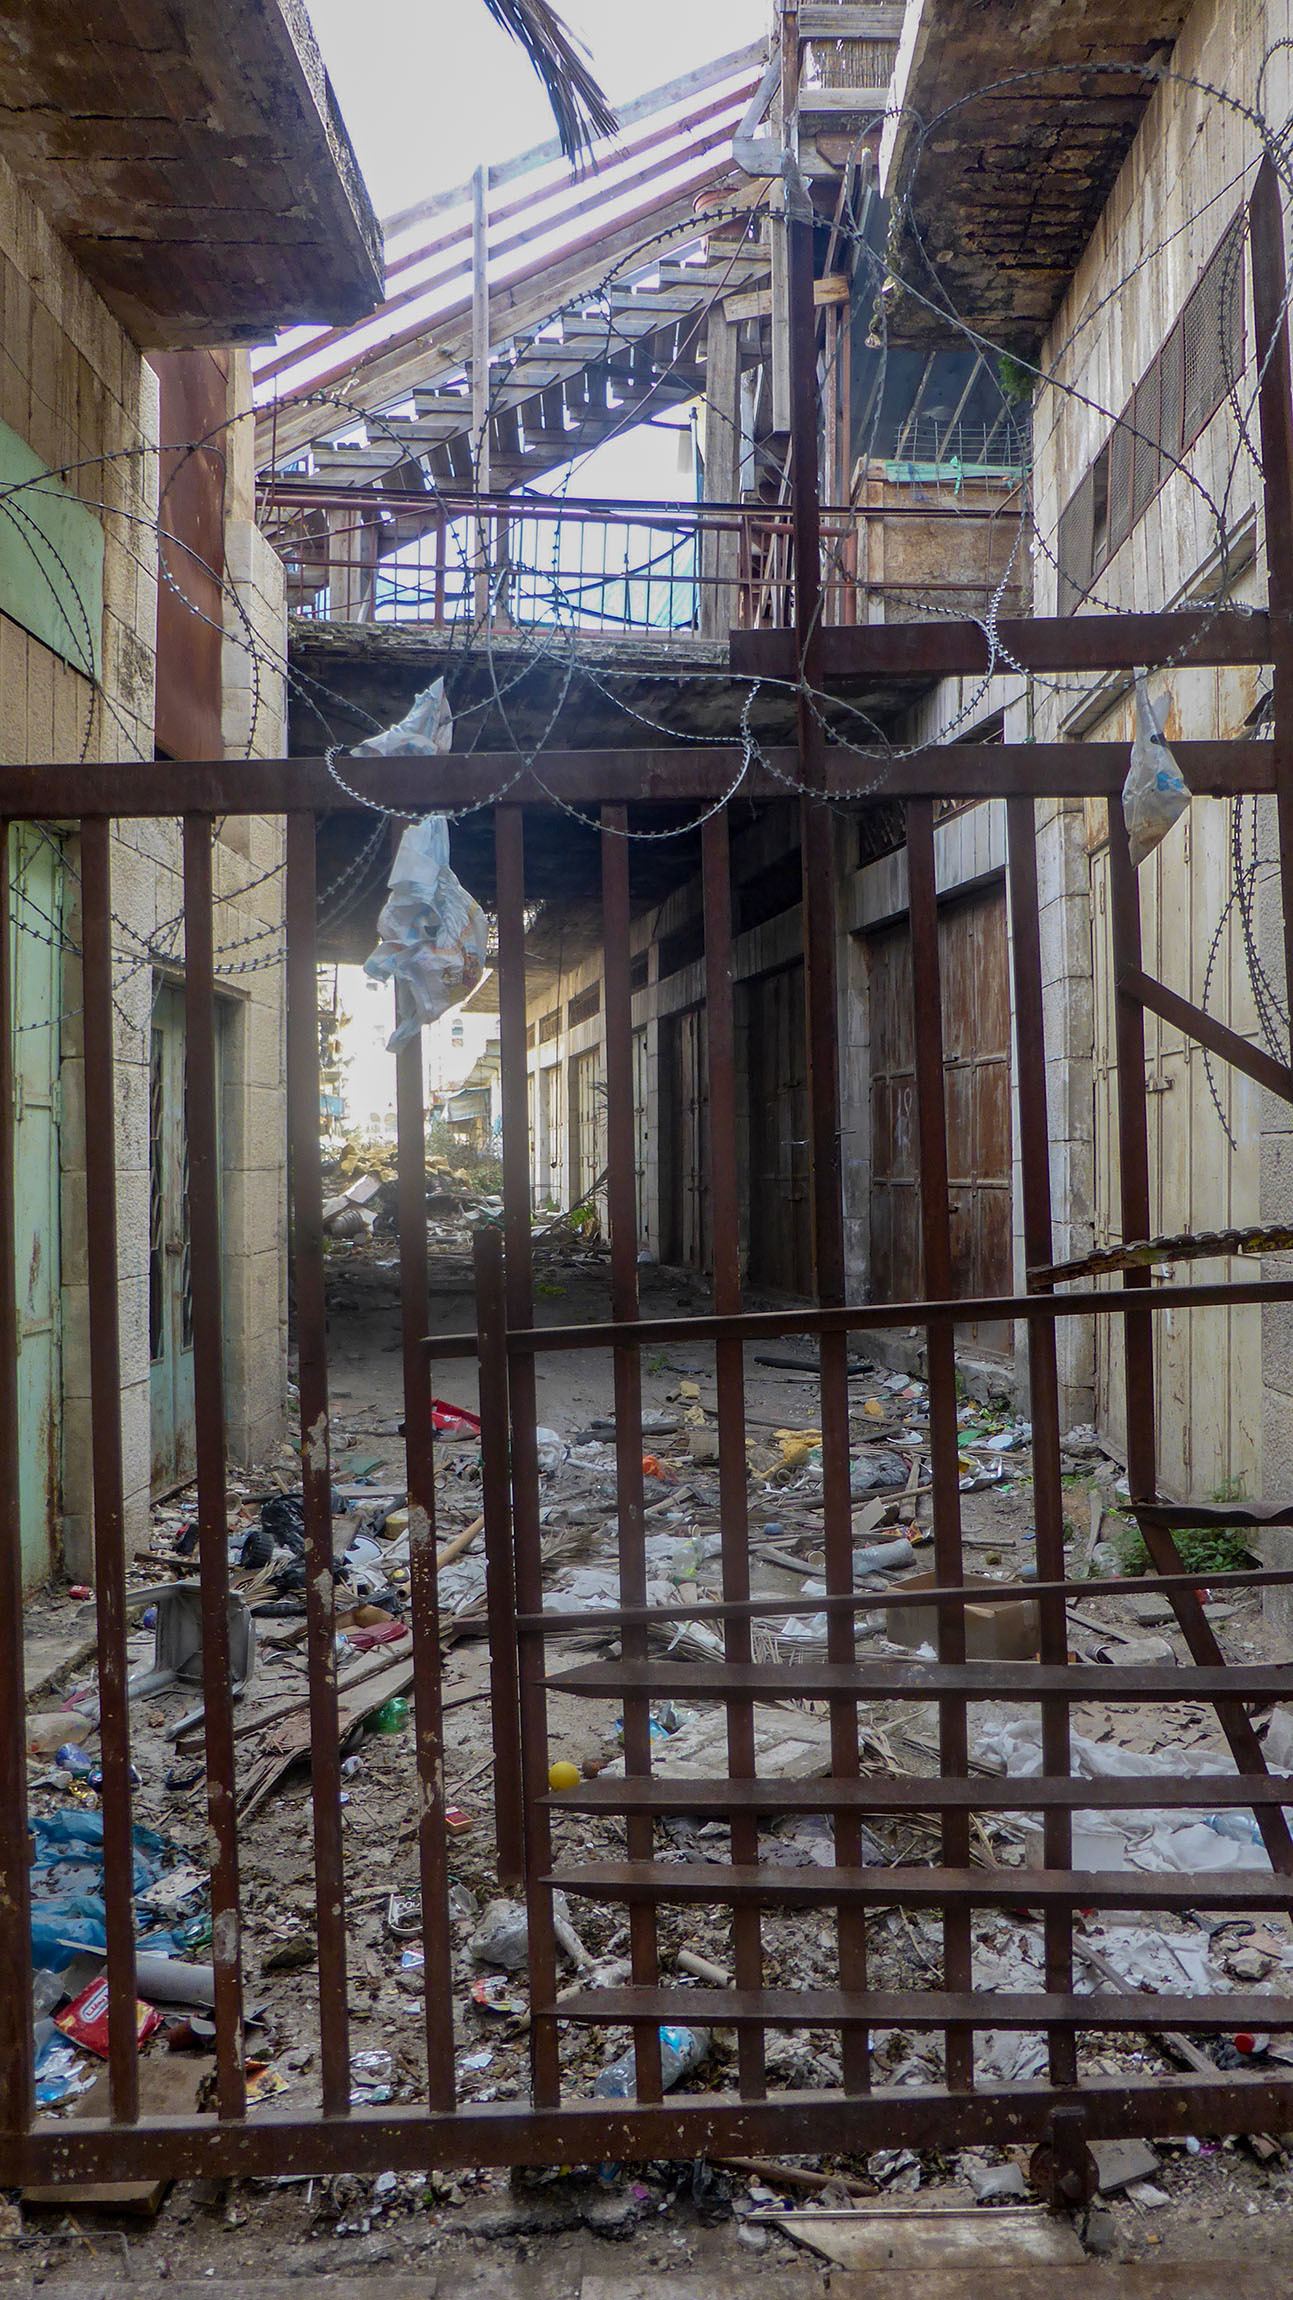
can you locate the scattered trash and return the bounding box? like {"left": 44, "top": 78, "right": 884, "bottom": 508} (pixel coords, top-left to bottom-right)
{"left": 472, "top": 1975, "right": 525, "bottom": 2017}
{"left": 594, "top": 2023, "right": 710, "bottom": 2098}
{"left": 369, "top": 1697, "right": 410, "bottom": 1735}
{"left": 55, "top": 1977, "right": 162, "bottom": 2058}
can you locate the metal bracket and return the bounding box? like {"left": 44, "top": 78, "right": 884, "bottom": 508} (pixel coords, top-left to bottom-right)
{"left": 1030, "top": 2105, "right": 1097, "bottom": 2211}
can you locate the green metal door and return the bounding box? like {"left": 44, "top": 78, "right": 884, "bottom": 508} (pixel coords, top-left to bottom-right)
{"left": 149, "top": 982, "right": 196, "bottom": 1492}
{"left": 11, "top": 830, "right": 63, "bottom": 1586}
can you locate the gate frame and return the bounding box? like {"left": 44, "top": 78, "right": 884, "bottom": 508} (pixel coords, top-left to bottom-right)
{"left": 5, "top": 161, "right": 1293, "bottom": 2185}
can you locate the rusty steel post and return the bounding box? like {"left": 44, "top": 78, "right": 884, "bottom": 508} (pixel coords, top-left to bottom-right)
{"left": 494, "top": 805, "right": 562, "bottom": 2107}
{"left": 602, "top": 803, "right": 664, "bottom": 2103}
{"left": 701, "top": 807, "right": 764, "bottom": 2097}
{"left": 182, "top": 814, "right": 247, "bottom": 2118}
{"left": 285, "top": 813, "right": 352, "bottom": 2112}
{"left": 0, "top": 824, "right": 34, "bottom": 2141}
{"left": 394, "top": 1008, "right": 457, "bottom": 2109}
{"left": 787, "top": 201, "right": 869, "bottom": 2091}
{"left": 79, "top": 817, "right": 141, "bottom": 2125}
{"left": 473, "top": 1221, "right": 525, "bottom": 1883}
{"left": 1005, "top": 795, "right": 1076, "bottom": 2088}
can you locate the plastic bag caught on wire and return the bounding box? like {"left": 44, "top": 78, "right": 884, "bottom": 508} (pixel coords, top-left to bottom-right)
{"left": 1122, "top": 669, "right": 1190, "bottom": 868}
{"left": 359, "top": 681, "right": 487, "bottom": 1049}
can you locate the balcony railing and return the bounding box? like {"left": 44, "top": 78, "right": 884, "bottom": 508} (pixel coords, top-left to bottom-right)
{"left": 259, "top": 481, "right": 1024, "bottom": 640}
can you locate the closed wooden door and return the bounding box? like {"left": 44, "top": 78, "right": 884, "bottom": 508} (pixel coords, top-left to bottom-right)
{"left": 745, "top": 963, "right": 813, "bottom": 1295}
{"left": 663, "top": 1006, "right": 710, "bottom": 1270}
{"left": 867, "top": 880, "right": 1013, "bottom": 1351}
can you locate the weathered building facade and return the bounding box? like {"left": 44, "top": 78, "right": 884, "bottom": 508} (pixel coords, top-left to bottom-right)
{"left": 0, "top": 0, "right": 380, "bottom": 1583}
{"left": 882, "top": 0, "right": 1292, "bottom": 1520}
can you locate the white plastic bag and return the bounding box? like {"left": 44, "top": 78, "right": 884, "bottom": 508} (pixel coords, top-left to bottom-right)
{"left": 359, "top": 682, "right": 488, "bottom": 1048}
{"left": 351, "top": 677, "right": 454, "bottom": 760}
{"left": 1122, "top": 670, "right": 1190, "bottom": 868}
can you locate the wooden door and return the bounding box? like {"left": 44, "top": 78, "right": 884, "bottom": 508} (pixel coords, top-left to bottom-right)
{"left": 867, "top": 881, "right": 1013, "bottom": 1351}
{"left": 663, "top": 1006, "right": 710, "bottom": 1270}
{"left": 745, "top": 963, "right": 813, "bottom": 1295}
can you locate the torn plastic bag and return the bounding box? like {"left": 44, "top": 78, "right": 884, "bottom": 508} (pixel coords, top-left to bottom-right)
{"left": 1122, "top": 670, "right": 1190, "bottom": 867}
{"left": 358, "top": 681, "right": 488, "bottom": 1049}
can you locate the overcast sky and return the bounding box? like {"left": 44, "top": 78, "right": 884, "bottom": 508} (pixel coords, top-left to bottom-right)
{"left": 307, "top": 0, "right": 766, "bottom": 221}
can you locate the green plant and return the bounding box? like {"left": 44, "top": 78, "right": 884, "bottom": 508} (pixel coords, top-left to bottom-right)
{"left": 1112, "top": 1521, "right": 1254, "bottom": 1577}
{"left": 996, "top": 352, "right": 1034, "bottom": 405}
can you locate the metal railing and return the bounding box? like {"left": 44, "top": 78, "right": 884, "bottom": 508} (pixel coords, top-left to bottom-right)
{"left": 258, "top": 481, "right": 1025, "bottom": 638}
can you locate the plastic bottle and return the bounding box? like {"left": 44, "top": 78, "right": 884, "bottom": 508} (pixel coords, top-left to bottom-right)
{"left": 369, "top": 1697, "right": 410, "bottom": 1734}
{"left": 593, "top": 2024, "right": 710, "bottom": 2099}
{"left": 1204, "top": 1810, "right": 1265, "bottom": 1846}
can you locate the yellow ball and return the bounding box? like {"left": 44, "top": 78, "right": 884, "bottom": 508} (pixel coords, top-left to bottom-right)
{"left": 548, "top": 1760, "right": 581, "bottom": 1792}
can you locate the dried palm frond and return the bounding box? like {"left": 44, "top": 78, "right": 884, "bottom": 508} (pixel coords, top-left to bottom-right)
{"left": 481, "top": 0, "right": 617, "bottom": 163}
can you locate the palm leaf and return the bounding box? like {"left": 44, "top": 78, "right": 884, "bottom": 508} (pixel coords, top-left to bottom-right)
{"left": 481, "top": 0, "right": 617, "bottom": 163}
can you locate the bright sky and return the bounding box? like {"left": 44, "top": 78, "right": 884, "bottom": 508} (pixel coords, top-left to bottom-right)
{"left": 306, "top": 0, "right": 766, "bottom": 221}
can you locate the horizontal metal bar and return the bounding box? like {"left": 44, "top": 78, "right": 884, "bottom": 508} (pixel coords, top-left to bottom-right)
{"left": 549, "top": 1860, "right": 1293, "bottom": 1912}
{"left": 1119, "top": 965, "right": 1293, "bottom": 1103}
{"left": 482, "top": 1272, "right": 1293, "bottom": 1358}
{"left": 547, "top": 1984, "right": 1293, "bottom": 2032}
{"left": 545, "top": 1773, "right": 1293, "bottom": 1816}
{"left": 549, "top": 1657, "right": 1293, "bottom": 1701}
{"left": 525, "top": 1560, "right": 1293, "bottom": 1636}
{"left": 0, "top": 739, "right": 1279, "bottom": 820}
{"left": 9, "top": 2070, "right": 1293, "bottom": 2180}
{"left": 732, "top": 610, "right": 1274, "bottom": 680}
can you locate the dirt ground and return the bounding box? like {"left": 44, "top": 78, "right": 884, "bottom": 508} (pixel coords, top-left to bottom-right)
{"left": 15, "top": 1230, "right": 1293, "bottom": 2289}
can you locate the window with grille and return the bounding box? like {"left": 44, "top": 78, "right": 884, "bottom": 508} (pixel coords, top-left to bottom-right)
{"left": 1055, "top": 207, "right": 1246, "bottom": 608}
{"left": 538, "top": 1007, "right": 561, "bottom": 1043}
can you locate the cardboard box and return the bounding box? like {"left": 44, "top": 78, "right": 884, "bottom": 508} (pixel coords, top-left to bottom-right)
{"left": 886, "top": 1570, "right": 1039, "bottom": 1662}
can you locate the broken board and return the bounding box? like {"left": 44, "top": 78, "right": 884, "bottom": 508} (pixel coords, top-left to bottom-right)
{"left": 23, "top": 2054, "right": 207, "bottom": 2215}
{"left": 758, "top": 2203, "right": 1086, "bottom": 2269}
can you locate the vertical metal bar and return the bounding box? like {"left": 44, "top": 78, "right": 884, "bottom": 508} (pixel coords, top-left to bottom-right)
{"left": 1108, "top": 805, "right": 1293, "bottom": 1866}
{"left": 495, "top": 806, "right": 561, "bottom": 2107}
{"left": 906, "top": 799, "right": 974, "bottom": 2093}
{"left": 181, "top": 815, "right": 246, "bottom": 2119}
{"left": 284, "top": 812, "right": 351, "bottom": 2113}
{"left": 0, "top": 824, "right": 35, "bottom": 2140}
{"left": 474, "top": 1221, "right": 525, "bottom": 1883}
{"left": 602, "top": 804, "right": 663, "bottom": 2102}
{"left": 1005, "top": 795, "right": 1075, "bottom": 2090}
{"left": 787, "top": 207, "right": 869, "bottom": 2093}
{"left": 701, "top": 808, "right": 763, "bottom": 2096}
{"left": 80, "top": 816, "right": 139, "bottom": 2124}
{"left": 1250, "top": 159, "right": 1293, "bottom": 1029}
{"left": 394, "top": 1016, "right": 456, "bottom": 2110}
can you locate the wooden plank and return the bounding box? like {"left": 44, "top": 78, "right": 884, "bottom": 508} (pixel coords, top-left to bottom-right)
{"left": 725, "top": 269, "right": 850, "bottom": 322}
{"left": 765, "top": 2205, "right": 1083, "bottom": 2270}
{"left": 800, "top": 2, "right": 905, "bottom": 32}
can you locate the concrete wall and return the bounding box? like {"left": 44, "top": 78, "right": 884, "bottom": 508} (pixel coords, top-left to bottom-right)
{"left": 0, "top": 141, "right": 288, "bottom": 1580}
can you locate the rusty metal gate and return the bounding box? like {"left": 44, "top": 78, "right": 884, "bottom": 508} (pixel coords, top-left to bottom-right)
{"left": 10, "top": 172, "right": 1293, "bottom": 2194}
